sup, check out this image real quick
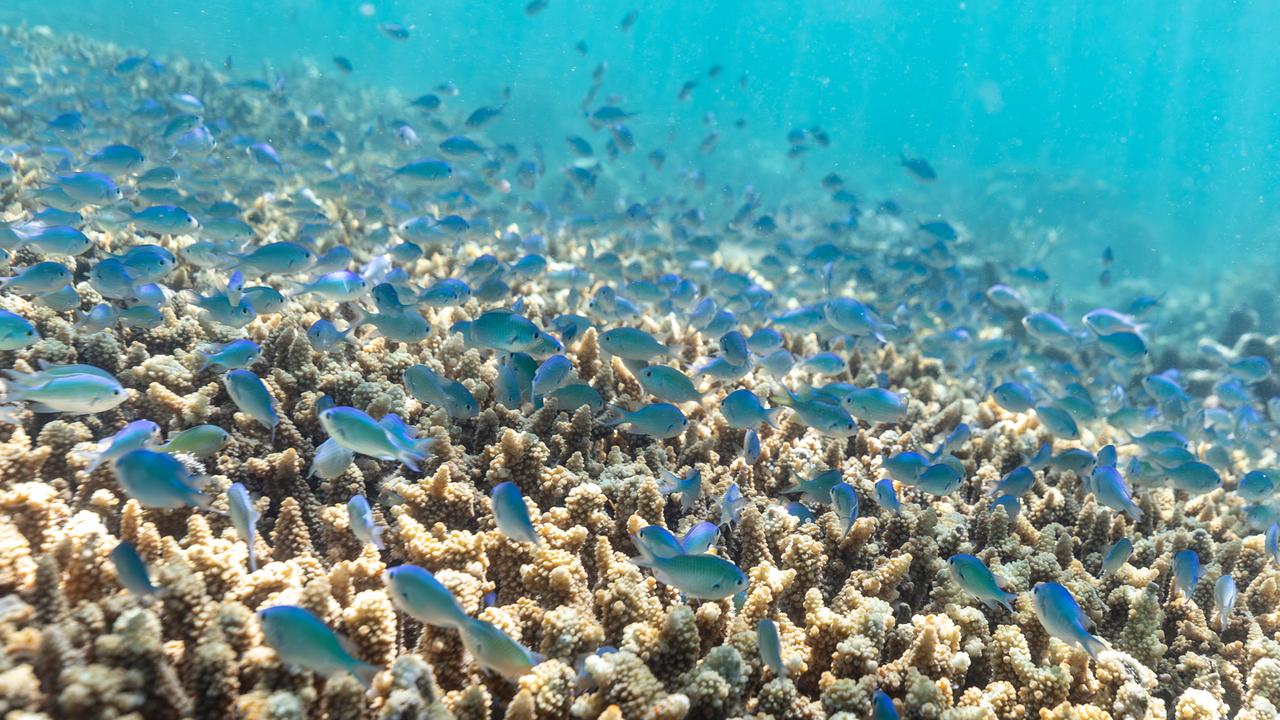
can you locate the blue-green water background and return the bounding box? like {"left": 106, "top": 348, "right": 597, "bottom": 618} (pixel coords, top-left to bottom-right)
{"left": 5, "top": 0, "right": 1278, "bottom": 305}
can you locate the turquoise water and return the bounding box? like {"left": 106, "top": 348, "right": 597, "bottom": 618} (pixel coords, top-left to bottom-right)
{"left": 6, "top": 0, "right": 1279, "bottom": 302}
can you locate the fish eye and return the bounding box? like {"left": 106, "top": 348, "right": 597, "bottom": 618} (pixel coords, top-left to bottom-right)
{"left": 112, "top": 389, "right": 122, "bottom": 395}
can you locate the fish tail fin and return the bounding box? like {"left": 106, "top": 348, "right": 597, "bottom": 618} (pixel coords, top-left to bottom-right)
{"left": 0, "top": 378, "right": 28, "bottom": 404}
{"left": 398, "top": 448, "right": 425, "bottom": 473}
{"left": 247, "top": 542, "right": 257, "bottom": 573}
{"left": 1079, "top": 632, "right": 1109, "bottom": 659}
{"left": 998, "top": 592, "right": 1017, "bottom": 613}
{"left": 371, "top": 524, "right": 386, "bottom": 550}
{"left": 765, "top": 406, "right": 784, "bottom": 429}
{"left": 599, "top": 405, "right": 626, "bottom": 427}
{"left": 351, "top": 662, "right": 379, "bottom": 688}
{"left": 1125, "top": 502, "right": 1144, "bottom": 522}
{"left": 193, "top": 350, "right": 212, "bottom": 373}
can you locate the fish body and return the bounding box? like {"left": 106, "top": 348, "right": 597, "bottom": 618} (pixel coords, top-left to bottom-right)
{"left": 196, "top": 339, "right": 261, "bottom": 372}
{"left": 84, "top": 420, "right": 162, "bottom": 473}
{"left": 603, "top": 403, "right": 688, "bottom": 438}
{"left": 491, "top": 481, "right": 540, "bottom": 544}
{"left": 757, "top": 619, "right": 786, "bottom": 678}
{"left": 634, "top": 552, "right": 748, "bottom": 600}
{"left": 948, "top": 554, "right": 1016, "bottom": 611}
{"left": 383, "top": 564, "right": 471, "bottom": 628}
{"left": 830, "top": 483, "right": 859, "bottom": 534}
{"left": 319, "top": 406, "right": 423, "bottom": 471}
{"left": 598, "top": 327, "right": 670, "bottom": 360}
{"left": 0, "top": 310, "right": 39, "bottom": 350}
{"left": 259, "top": 605, "right": 378, "bottom": 685}
{"left": 658, "top": 469, "right": 702, "bottom": 513}
{"left": 113, "top": 448, "right": 208, "bottom": 508}
{"left": 1100, "top": 537, "right": 1133, "bottom": 575}
{"left": 1090, "top": 466, "right": 1143, "bottom": 521}
{"left": 720, "top": 389, "right": 780, "bottom": 429}
{"left": 777, "top": 390, "right": 857, "bottom": 437}
{"left": 347, "top": 495, "right": 385, "bottom": 549}
{"left": 458, "top": 618, "right": 540, "bottom": 679}
{"left": 224, "top": 370, "right": 278, "bottom": 439}
{"left": 634, "top": 364, "right": 702, "bottom": 403}
{"left": 227, "top": 483, "right": 260, "bottom": 571}
{"left": 2, "top": 370, "right": 126, "bottom": 414}
{"left": 157, "top": 425, "right": 230, "bottom": 456}
{"left": 1031, "top": 582, "right": 1108, "bottom": 658}
{"left": 1172, "top": 549, "right": 1203, "bottom": 599}
{"left": 781, "top": 468, "right": 842, "bottom": 505}
{"left": 1214, "top": 575, "right": 1236, "bottom": 632}
{"left": 875, "top": 479, "right": 903, "bottom": 516}
{"left": 842, "top": 387, "right": 907, "bottom": 423}
{"left": 110, "top": 541, "right": 157, "bottom": 596}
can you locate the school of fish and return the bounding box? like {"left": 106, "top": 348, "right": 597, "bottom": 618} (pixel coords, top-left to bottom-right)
{"left": 1, "top": 19, "right": 1279, "bottom": 720}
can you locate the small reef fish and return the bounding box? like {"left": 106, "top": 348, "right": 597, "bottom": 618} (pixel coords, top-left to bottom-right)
{"left": 258, "top": 605, "right": 378, "bottom": 686}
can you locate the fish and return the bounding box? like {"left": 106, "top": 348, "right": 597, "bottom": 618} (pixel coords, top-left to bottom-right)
{"left": 531, "top": 354, "right": 573, "bottom": 397}
{"left": 900, "top": 153, "right": 936, "bottom": 181}
{"left": 602, "top": 403, "right": 688, "bottom": 439}
{"left": 1089, "top": 466, "right": 1143, "bottom": 521}
{"left": 948, "top": 554, "right": 1016, "bottom": 611}
{"left": 309, "top": 437, "right": 356, "bottom": 479}
{"left": 1031, "top": 582, "right": 1108, "bottom": 658}
{"left": 258, "top": 605, "right": 378, "bottom": 686}
{"left": 110, "top": 541, "right": 157, "bottom": 597}
{"left": 112, "top": 448, "right": 209, "bottom": 509}
{"left": 875, "top": 479, "right": 904, "bottom": 516}
{"left": 658, "top": 469, "right": 702, "bottom": 513}
{"left": 633, "top": 552, "right": 747, "bottom": 600}
{"left": 757, "top": 619, "right": 787, "bottom": 678}
{"left": 1214, "top": 575, "right": 1236, "bottom": 632}
{"left": 307, "top": 319, "right": 357, "bottom": 352}
{"left": 457, "top": 618, "right": 540, "bottom": 679}
{"left": 319, "top": 406, "right": 424, "bottom": 471}
{"left": 720, "top": 483, "right": 747, "bottom": 527}
{"left": 1172, "top": 549, "right": 1203, "bottom": 600}
{"left": 988, "top": 466, "right": 1035, "bottom": 498}
{"left": 1165, "top": 462, "right": 1222, "bottom": 495}
{"left": 680, "top": 522, "right": 719, "bottom": 554}
{"left": 598, "top": 327, "right": 671, "bottom": 361}
{"left": 227, "top": 483, "right": 261, "bottom": 571}
{"left": 872, "top": 690, "right": 900, "bottom": 720}
{"left": 156, "top": 425, "right": 230, "bottom": 456}
{"left": 224, "top": 370, "right": 279, "bottom": 440}
{"left": 780, "top": 468, "right": 843, "bottom": 505}
{"left": 0, "top": 261, "right": 73, "bottom": 295}
{"left": 914, "top": 463, "right": 964, "bottom": 496}
{"left": 491, "top": 482, "right": 540, "bottom": 544}
{"left": 883, "top": 452, "right": 929, "bottom": 484}
{"left": 1, "top": 369, "right": 127, "bottom": 415}
{"left": 0, "top": 310, "right": 39, "bottom": 350}
{"left": 774, "top": 389, "right": 858, "bottom": 437}
{"left": 383, "top": 564, "right": 471, "bottom": 629}
{"left": 1268, "top": 525, "right": 1280, "bottom": 566}
{"left": 633, "top": 364, "right": 702, "bottom": 403}
{"left": 742, "top": 429, "right": 761, "bottom": 464}
{"left": 992, "top": 382, "right": 1035, "bottom": 413}
{"left": 720, "top": 389, "right": 781, "bottom": 429}
{"left": 81, "top": 420, "right": 162, "bottom": 473}
{"left": 1100, "top": 537, "right": 1133, "bottom": 576}
{"left": 403, "top": 364, "right": 477, "bottom": 419}
{"left": 830, "top": 483, "right": 859, "bottom": 535}
{"left": 842, "top": 387, "right": 908, "bottom": 423}
{"left": 195, "top": 339, "right": 261, "bottom": 372}
{"left": 346, "top": 495, "right": 385, "bottom": 549}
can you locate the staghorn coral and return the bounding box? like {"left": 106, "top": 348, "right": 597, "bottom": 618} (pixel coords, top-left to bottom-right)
{"left": 0, "top": 23, "right": 1275, "bottom": 720}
